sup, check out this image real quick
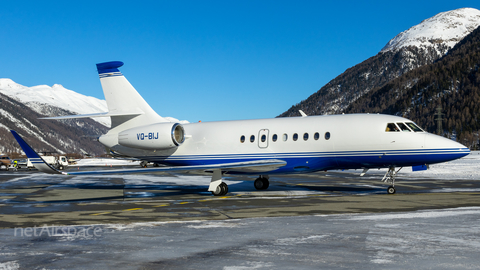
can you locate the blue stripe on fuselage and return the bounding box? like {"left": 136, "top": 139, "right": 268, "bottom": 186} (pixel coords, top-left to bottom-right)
{"left": 133, "top": 148, "right": 470, "bottom": 174}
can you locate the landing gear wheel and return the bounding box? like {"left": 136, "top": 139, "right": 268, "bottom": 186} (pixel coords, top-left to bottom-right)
{"left": 140, "top": 161, "right": 148, "bottom": 168}
{"left": 211, "top": 182, "right": 228, "bottom": 196}
{"left": 387, "top": 186, "right": 396, "bottom": 194}
{"left": 254, "top": 177, "right": 270, "bottom": 190}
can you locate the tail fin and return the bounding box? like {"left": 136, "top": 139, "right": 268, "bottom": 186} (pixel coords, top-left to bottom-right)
{"left": 96, "top": 61, "right": 167, "bottom": 129}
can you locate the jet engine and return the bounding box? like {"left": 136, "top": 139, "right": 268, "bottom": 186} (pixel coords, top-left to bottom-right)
{"left": 118, "top": 123, "right": 185, "bottom": 150}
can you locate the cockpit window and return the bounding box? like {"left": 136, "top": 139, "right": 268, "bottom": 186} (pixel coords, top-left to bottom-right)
{"left": 385, "top": 123, "right": 399, "bottom": 132}
{"left": 397, "top": 122, "right": 411, "bottom": 132}
{"left": 406, "top": 122, "right": 424, "bottom": 132}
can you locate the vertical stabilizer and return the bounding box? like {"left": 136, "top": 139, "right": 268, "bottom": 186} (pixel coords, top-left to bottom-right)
{"left": 96, "top": 61, "right": 167, "bottom": 129}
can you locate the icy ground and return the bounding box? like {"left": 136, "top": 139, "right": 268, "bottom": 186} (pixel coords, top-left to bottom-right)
{"left": 1, "top": 207, "right": 479, "bottom": 269}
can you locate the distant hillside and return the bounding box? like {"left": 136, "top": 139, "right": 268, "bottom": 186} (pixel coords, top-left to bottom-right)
{"left": 0, "top": 92, "right": 108, "bottom": 156}
{"left": 279, "top": 8, "right": 480, "bottom": 118}
{"left": 345, "top": 25, "right": 480, "bottom": 149}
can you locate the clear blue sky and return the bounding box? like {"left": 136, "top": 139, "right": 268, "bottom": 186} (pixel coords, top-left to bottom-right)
{"left": 1, "top": 1, "right": 479, "bottom": 122}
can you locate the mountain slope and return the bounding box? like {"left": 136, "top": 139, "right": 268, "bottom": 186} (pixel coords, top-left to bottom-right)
{"left": 279, "top": 8, "right": 480, "bottom": 118}
{"left": 345, "top": 25, "right": 480, "bottom": 148}
{"left": 0, "top": 92, "right": 109, "bottom": 155}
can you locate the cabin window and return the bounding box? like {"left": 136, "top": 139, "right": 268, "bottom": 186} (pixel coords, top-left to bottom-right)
{"left": 293, "top": 133, "right": 298, "bottom": 141}
{"left": 272, "top": 134, "right": 278, "bottom": 142}
{"left": 283, "top": 134, "right": 288, "bottom": 141}
{"left": 325, "top": 132, "right": 331, "bottom": 140}
{"left": 261, "top": 134, "right": 267, "bottom": 142}
{"left": 250, "top": 135, "right": 255, "bottom": 143}
{"left": 385, "top": 123, "right": 399, "bottom": 132}
{"left": 406, "top": 122, "right": 423, "bottom": 132}
{"left": 240, "top": 135, "right": 245, "bottom": 143}
{"left": 397, "top": 122, "right": 411, "bottom": 132}
{"left": 314, "top": 132, "right": 320, "bottom": 140}
{"left": 303, "top": 133, "right": 309, "bottom": 141}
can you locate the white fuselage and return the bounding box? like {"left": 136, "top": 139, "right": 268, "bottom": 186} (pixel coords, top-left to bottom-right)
{"left": 99, "top": 113, "right": 469, "bottom": 174}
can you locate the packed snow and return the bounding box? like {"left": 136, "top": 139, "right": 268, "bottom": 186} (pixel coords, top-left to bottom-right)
{"left": 2, "top": 207, "right": 480, "bottom": 269}
{"left": 381, "top": 8, "right": 480, "bottom": 53}
{"left": 0, "top": 78, "right": 110, "bottom": 127}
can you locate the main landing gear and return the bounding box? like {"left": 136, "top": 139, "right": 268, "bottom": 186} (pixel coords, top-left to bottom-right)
{"left": 254, "top": 176, "right": 270, "bottom": 190}
{"left": 208, "top": 170, "right": 229, "bottom": 196}
{"left": 208, "top": 172, "right": 271, "bottom": 196}
{"left": 382, "top": 166, "right": 402, "bottom": 194}
{"left": 211, "top": 182, "right": 229, "bottom": 196}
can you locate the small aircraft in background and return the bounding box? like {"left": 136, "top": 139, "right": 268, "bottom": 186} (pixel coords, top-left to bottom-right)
{"left": 11, "top": 61, "right": 470, "bottom": 195}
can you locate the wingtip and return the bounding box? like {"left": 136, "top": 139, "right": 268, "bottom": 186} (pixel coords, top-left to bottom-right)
{"left": 10, "top": 130, "right": 40, "bottom": 159}
{"left": 9, "top": 130, "right": 62, "bottom": 174}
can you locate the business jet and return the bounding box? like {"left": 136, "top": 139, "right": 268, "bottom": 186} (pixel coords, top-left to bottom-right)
{"left": 10, "top": 61, "right": 470, "bottom": 196}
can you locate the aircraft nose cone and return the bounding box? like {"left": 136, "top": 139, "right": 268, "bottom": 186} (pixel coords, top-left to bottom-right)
{"left": 424, "top": 133, "right": 470, "bottom": 161}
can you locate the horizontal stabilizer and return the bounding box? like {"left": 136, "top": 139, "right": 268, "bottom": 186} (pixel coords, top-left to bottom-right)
{"left": 40, "top": 110, "right": 144, "bottom": 120}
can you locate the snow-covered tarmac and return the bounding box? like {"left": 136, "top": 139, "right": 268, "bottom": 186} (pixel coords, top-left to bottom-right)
{"left": 0, "top": 152, "right": 479, "bottom": 269}
{"left": 1, "top": 207, "right": 479, "bottom": 269}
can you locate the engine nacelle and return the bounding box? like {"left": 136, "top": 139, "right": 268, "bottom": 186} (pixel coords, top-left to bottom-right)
{"left": 118, "top": 123, "right": 185, "bottom": 150}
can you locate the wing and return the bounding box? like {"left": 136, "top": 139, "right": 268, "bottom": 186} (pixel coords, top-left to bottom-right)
{"left": 10, "top": 130, "right": 286, "bottom": 176}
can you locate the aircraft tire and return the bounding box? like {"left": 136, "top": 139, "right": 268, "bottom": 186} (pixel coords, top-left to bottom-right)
{"left": 254, "top": 177, "right": 269, "bottom": 190}
{"left": 211, "top": 182, "right": 228, "bottom": 196}
{"left": 220, "top": 182, "right": 228, "bottom": 195}
{"left": 387, "top": 186, "right": 396, "bottom": 194}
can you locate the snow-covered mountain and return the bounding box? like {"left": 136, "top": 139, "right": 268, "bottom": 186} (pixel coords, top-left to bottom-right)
{"left": 280, "top": 7, "right": 480, "bottom": 118}
{"left": 0, "top": 91, "right": 109, "bottom": 155}
{"left": 0, "top": 79, "right": 110, "bottom": 127}
{"left": 382, "top": 8, "right": 480, "bottom": 54}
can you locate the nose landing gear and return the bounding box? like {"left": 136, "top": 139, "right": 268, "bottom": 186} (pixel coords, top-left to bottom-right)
{"left": 382, "top": 166, "right": 402, "bottom": 194}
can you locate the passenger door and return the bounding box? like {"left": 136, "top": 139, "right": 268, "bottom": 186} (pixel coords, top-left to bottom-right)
{"left": 258, "top": 129, "right": 269, "bottom": 148}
